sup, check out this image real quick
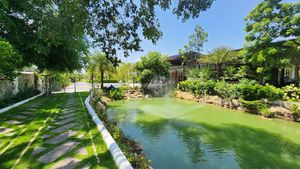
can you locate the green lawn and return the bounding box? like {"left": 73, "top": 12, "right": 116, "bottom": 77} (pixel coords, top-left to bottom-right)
{"left": 0, "top": 92, "right": 116, "bottom": 169}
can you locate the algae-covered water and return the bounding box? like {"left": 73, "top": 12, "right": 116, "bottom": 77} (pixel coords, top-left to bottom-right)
{"left": 107, "top": 98, "right": 300, "bottom": 169}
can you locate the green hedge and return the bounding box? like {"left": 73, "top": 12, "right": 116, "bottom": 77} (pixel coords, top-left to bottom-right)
{"left": 179, "top": 78, "right": 284, "bottom": 102}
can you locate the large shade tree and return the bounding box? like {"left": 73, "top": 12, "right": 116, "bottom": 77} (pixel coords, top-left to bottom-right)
{"left": 1, "top": 0, "right": 215, "bottom": 72}
{"left": 243, "top": 0, "right": 300, "bottom": 85}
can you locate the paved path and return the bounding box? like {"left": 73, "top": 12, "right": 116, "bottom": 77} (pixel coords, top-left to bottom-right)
{"left": 0, "top": 93, "right": 116, "bottom": 169}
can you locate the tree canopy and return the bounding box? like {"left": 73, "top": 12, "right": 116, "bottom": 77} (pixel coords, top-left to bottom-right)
{"left": 135, "top": 51, "right": 171, "bottom": 89}
{"left": 243, "top": 0, "right": 300, "bottom": 85}
{"left": 0, "top": 39, "right": 22, "bottom": 80}
{"left": 0, "top": 0, "right": 215, "bottom": 80}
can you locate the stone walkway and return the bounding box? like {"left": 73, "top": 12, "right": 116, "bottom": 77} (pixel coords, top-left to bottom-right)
{"left": 0, "top": 93, "right": 117, "bottom": 169}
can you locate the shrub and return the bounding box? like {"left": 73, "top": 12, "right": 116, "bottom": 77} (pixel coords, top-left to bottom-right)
{"left": 214, "top": 80, "right": 239, "bottom": 100}
{"left": 119, "top": 84, "right": 130, "bottom": 91}
{"left": 260, "top": 108, "right": 274, "bottom": 118}
{"left": 291, "top": 104, "right": 300, "bottom": 115}
{"left": 239, "top": 99, "right": 266, "bottom": 113}
{"left": 179, "top": 79, "right": 215, "bottom": 96}
{"left": 282, "top": 84, "right": 300, "bottom": 101}
{"left": 108, "top": 88, "right": 125, "bottom": 100}
{"left": 236, "top": 79, "right": 283, "bottom": 101}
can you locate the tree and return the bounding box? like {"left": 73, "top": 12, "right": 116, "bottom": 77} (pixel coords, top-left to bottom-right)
{"left": 0, "top": 0, "right": 88, "bottom": 72}
{"left": 0, "top": 39, "right": 22, "bottom": 81}
{"left": 87, "top": 52, "right": 115, "bottom": 89}
{"left": 284, "top": 38, "right": 300, "bottom": 85}
{"left": 243, "top": 0, "right": 300, "bottom": 85}
{"left": 115, "top": 63, "right": 135, "bottom": 83}
{"left": 135, "top": 52, "right": 171, "bottom": 90}
{"left": 199, "top": 47, "right": 237, "bottom": 79}
{"left": 179, "top": 25, "right": 208, "bottom": 79}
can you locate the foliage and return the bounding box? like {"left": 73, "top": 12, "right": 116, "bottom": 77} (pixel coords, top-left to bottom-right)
{"left": 87, "top": 52, "right": 116, "bottom": 88}
{"left": 114, "top": 63, "right": 136, "bottom": 82}
{"left": 184, "top": 25, "right": 208, "bottom": 53}
{"left": 223, "top": 66, "right": 238, "bottom": 81}
{"left": 108, "top": 88, "right": 125, "bottom": 100}
{"left": 188, "top": 67, "right": 213, "bottom": 80}
{"left": 0, "top": 40, "right": 22, "bottom": 81}
{"left": 1, "top": 0, "right": 88, "bottom": 72}
{"left": 239, "top": 99, "right": 267, "bottom": 114}
{"left": 236, "top": 79, "right": 283, "bottom": 101}
{"left": 214, "top": 81, "right": 239, "bottom": 100}
{"left": 135, "top": 51, "right": 171, "bottom": 89}
{"left": 243, "top": 0, "right": 300, "bottom": 85}
{"left": 260, "top": 107, "right": 274, "bottom": 118}
{"left": 282, "top": 84, "right": 300, "bottom": 101}
{"left": 88, "top": 0, "right": 214, "bottom": 65}
{"left": 179, "top": 79, "right": 215, "bottom": 96}
{"left": 199, "top": 46, "right": 239, "bottom": 78}
{"left": 291, "top": 104, "right": 300, "bottom": 115}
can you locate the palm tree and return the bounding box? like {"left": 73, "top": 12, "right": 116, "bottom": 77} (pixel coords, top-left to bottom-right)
{"left": 284, "top": 38, "right": 300, "bottom": 86}
{"left": 88, "top": 52, "right": 114, "bottom": 89}
{"left": 199, "top": 47, "right": 238, "bottom": 79}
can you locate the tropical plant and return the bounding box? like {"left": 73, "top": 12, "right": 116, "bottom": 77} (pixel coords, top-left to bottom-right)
{"left": 199, "top": 47, "right": 238, "bottom": 79}
{"left": 135, "top": 51, "right": 171, "bottom": 90}
{"left": 87, "top": 52, "right": 115, "bottom": 88}
{"left": 284, "top": 38, "right": 300, "bottom": 85}
{"left": 188, "top": 67, "right": 213, "bottom": 80}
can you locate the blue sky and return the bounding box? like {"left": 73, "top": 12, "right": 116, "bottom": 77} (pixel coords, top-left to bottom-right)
{"left": 121, "top": 0, "right": 299, "bottom": 63}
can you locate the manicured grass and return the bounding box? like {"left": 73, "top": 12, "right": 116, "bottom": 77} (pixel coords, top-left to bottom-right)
{"left": 0, "top": 92, "right": 117, "bottom": 169}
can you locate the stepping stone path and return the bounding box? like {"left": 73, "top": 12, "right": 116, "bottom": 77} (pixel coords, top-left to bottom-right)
{"left": 55, "top": 118, "right": 75, "bottom": 126}
{"left": 7, "top": 120, "right": 22, "bottom": 125}
{"left": 50, "top": 157, "right": 80, "bottom": 169}
{"left": 51, "top": 123, "right": 78, "bottom": 133}
{"left": 58, "top": 113, "right": 75, "bottom": 120}
{"left": 76, "top": 147, "right": 88, "bottom": 155}
{"left": 15, "top": 115, "right": 28, "bottom": 119}
{"left": 22, "top": 111, "right": 34, "bottom": 116}
{"left": 37, "top": 141, "right": 79, "bottom": 164}
{"left": 0, "top": 127, "right": 14, "bottom": 135}
{"left": 45, "top": 130, "right": 78, "bottom": 144}
{"left": 32, "top": 147, "right": 47, "bottom": 156}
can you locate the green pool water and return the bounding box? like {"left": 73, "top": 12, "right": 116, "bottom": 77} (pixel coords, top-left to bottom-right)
{"left": 107, "top": 98, "right": 300, "bottom": 169}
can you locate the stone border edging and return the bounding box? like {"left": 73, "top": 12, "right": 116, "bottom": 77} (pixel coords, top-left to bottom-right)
{"left": 0, "top": 93, "right": 44, "bottom": 114}
{"left": 84, "top": 95, "right": 134, "bottom": 169}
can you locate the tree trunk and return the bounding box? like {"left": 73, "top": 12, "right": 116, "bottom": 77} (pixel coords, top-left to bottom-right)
{"left": 100, "top": 68, "right": 104, "bottom": 88}
{"left": 295, "top": 66, "right": 299, "bottom": 87}
{"left": 91, "top": 70, "right": 94, "bottom": 90}
{"left": 216, "top": 63, "right": 221, "bottom": 79}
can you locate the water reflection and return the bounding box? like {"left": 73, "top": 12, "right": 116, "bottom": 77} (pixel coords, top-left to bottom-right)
{"left": 107, "top": 99, "right": 300, "bottom": 169}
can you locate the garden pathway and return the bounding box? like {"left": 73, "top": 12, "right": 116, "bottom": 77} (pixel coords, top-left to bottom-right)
{"left": 0, "top": 93, "right": 116, "bottom": 169}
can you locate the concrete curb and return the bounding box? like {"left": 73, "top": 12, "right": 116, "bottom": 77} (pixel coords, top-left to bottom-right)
{"left": 84, "top": 95, "right": 133, "bottom": 169}
{"left": 0, "top": 93, "right": 44, "bottom": 114}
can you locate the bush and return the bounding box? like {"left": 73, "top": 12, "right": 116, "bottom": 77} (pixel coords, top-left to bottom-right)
{"left": 291, "top": 104, "right": 300, "bottom": 115}
{"left": 260, "top": 108, "right": 274, "bottom": 118}
{"left": 214, "top": 80, "right": 239, "bottom": 100}
{"left": 179, "top": 79, "right": 215, "bottom": 96}
{"left": 282, "top": 84, "right": 300, "bottom": 101}
{"left": 108, "top": 88, "right": 125, "bottom": 100}
{"left": 119, "top": 84, "right": 130, "bottom": 91}
{"left": 239, "top": 99, "right": 266, "bottom": 113}
{"left": 236, "top": 79, "right": 283, "bottom": 101}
